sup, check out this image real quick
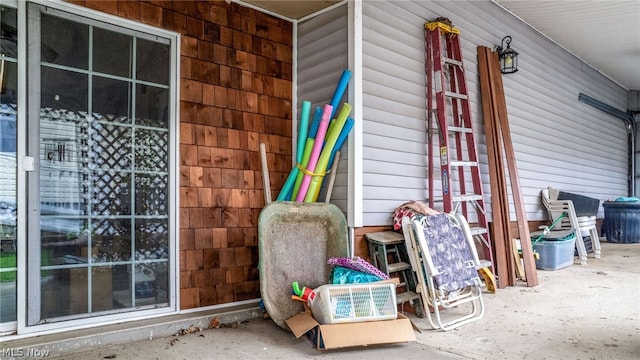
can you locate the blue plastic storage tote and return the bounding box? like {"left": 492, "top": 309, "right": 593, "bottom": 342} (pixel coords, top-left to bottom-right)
{"left": 533, "top": 235, "right": 576, "bottom": 270}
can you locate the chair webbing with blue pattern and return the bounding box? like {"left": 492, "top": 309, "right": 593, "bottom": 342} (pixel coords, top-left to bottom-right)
{"left": 421, "top": 213, "right": 480, "bottom": 292}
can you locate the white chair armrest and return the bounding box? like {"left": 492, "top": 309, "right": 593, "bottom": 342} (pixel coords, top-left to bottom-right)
{"left": 547, "top": 198, "right": 574, "bottom": 207}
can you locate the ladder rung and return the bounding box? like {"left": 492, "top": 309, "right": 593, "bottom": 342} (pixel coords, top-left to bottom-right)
{"left": 452, "top": 194, "right": 483, "bottom": 202}
{"left": 445, "top": 91, "right": 468, "bottom": 100}
{"left": 470, "top": 226, "right": 488, "bottom": 236}
{"left": 387, "top": 262, "right": 412, "bottom": 273}
{"left": 450, "top": 160, "right": 478, "bottom": 167}
{"left": 448, "top": 126, "right": 473, "bottom": 133}
{"left": 443, "top": 57, "right": 463, "bottom": 67}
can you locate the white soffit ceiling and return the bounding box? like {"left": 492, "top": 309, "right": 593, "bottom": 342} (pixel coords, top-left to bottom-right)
{"left": 241, "top": 1, "right": 640, "bottom": 91}
{"left": 241, "top": 0, "right": 341, "bottom": 19}
{"left": 495, "top": 0, "right": 640, "bottom": 91}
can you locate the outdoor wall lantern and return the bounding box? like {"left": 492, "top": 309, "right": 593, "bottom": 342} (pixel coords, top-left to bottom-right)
{"left": 496, "top": 36, "right": 519, "bottom": 74}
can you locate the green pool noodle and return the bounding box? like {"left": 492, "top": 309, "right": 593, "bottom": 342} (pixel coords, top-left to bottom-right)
{"left": 304, "top": 103, "right": 352, "bottom": 202}
{"left": 290, "top": 138, "right": 315, "bottom": 200}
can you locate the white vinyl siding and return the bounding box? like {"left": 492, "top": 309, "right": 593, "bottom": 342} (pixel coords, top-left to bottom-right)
{"left": 293, "top": 0, "right": 628, "bottom": 226}
{"left": 296, "top": 5, "right": 349, "bottom": 209}
{"left": 360, "top": 0, "right": 628, "bottom": 226}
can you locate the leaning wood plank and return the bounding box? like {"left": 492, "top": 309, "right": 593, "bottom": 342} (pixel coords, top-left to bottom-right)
{"left": 490, "top": 71, "right": 516, "bottom": 285}
{"left": 324, "top": 151, "right": 340, "bottom": 203}
{"left": 477, "top": 47, "right": 511, "bottom": 288}
{"left": 482, "top": 46, "right": 516, "bottom": 286}
{"left": 488, "top": 46, "right": 517, "bottom": 286}
{"left": 485, "top": 49, "right": 516, "bottom": 286}
{"left": 260, "top": 143, "right": 272, "bottom": 205}
{"left": 487, "top": 50, "right": 538, "bottom": 286}
{"left": 477, "top": 47, "right": 506, "bottom": 285}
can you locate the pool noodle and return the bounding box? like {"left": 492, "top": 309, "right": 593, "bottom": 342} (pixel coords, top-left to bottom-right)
{"left": 295, "top": 104, "right": 333, "bottom": 202}
{"left": 327, "top": 117, "right": 354, "bottom": 169}
{"left": 277, "top": 101, "right": 312, "bottom": 201}
{"left": 309, "top": 117, "right": 353, "bottom": 202}
{"left": 296, "top": 101, "right": 311, "bottom": 164}
{"left": 278, "top": 69, "right": 351, "bottom": 202}
{"left": 290, "top": 138, "right": 314, "bottom": 200}
{"left": 329, "top": 69, "right": 352, "bottom": 119}
{"left": 276, "top": 166, "right": 298, "bottom": 201}
{"left": 290, "top": 108, "right": 321, "bottom": 199}
{"left": 305, "top": 103, "right": 352, "bottom": 202}
{"left": 308, "top": 106, "right": 323, "bottom": 139}
{"left": 284, "top": 186, "right": 293, "bottom": 201}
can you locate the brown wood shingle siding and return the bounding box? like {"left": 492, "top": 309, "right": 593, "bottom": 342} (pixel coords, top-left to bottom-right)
{"left": 70, "top": 0, "right": 292, "bottom": 309}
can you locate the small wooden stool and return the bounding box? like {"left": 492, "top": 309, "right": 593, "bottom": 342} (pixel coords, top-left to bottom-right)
{"left": 365, "top": 231, "right": 423, "bottom": 317}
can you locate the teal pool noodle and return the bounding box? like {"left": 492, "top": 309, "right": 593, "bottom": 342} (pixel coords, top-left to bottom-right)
{"left": 276, "top": 167, "right": 299, "bottom": 201}
{"left": 308, "top": 106, "right": 323, "bottom": 139}
{"left": 327, "top": 117, "right": 354, "bottom": 169}
{"left": 296, "top": 101, "right": 311, "bottom": 164}
{"left": 330, "top": 69, "right": 352, "bottom": 118}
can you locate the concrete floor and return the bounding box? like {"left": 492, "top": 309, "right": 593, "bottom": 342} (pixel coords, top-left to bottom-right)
{"left": 6, "top": 241, "right": 640, "bottom": 360}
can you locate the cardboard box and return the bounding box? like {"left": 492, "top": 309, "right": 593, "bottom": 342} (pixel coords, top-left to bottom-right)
{"left": 70, "top": 268, "right": 113, "bottom": 313}
{"left": 81, "top": 246, "right": 98, "bottom": 259}
{"left": 285, "top": 311, "right": 417, "bottom": 350}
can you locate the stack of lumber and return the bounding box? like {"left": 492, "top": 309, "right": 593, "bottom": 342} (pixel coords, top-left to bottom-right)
{"left": 477, "top": 46, "right": 538, "bottom": 288}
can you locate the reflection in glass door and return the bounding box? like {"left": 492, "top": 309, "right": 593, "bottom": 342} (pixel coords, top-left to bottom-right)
{"left": 27, "top": 4, "right": 173, "bottom": 325}
{"left": 0, "top": 5, "right": 18, "bottom": 328}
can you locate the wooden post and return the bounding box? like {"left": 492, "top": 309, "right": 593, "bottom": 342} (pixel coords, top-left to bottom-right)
{"left": 260, "top": 143, "right": 272, "bottom": 205}
{"left": 324, "top": 151, "right": 340, "bottom": 203}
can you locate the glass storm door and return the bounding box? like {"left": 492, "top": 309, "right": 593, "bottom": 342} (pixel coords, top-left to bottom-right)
{"left": 27, "top": 4, "right": 173, "bottom": 325}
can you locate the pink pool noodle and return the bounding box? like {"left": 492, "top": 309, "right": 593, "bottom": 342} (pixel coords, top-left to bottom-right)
{"left": 295, "top": 104, "right": 332, "bottom": 202}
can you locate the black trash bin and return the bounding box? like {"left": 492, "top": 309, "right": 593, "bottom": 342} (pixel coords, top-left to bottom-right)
{"left": 602, "top": 201, "right": 640, "bottom": 243}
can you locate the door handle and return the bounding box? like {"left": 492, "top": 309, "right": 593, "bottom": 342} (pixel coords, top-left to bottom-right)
{"left": 22, "top": 156, "right": 35, "bottom": 171}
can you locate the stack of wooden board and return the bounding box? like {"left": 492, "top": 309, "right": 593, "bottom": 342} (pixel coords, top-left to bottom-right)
{"left": 477, "top": 46, "right": 538, "bottom": 288}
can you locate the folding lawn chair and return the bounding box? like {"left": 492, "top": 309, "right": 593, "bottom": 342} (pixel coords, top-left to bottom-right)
{"left": 401, "top": 212, "right": 484, "bottom": 331}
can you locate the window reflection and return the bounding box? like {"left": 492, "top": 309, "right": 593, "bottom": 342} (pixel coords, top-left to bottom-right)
{"left": 136, "top": 39, "right": 169, "bottom": 85}
{"left": 41, "top": 13, "right": 88, "bottom": 67}
{"left": 136, "top": 84, "right": 168, "bottom": 127}
{"left": 93, "top": 27, "right": 132, "bottom": 78}
{"left": 1, "top": 6, "right": 18, "bottom": 58}
{"left": 41, "top": 67, "right": 88, "bottom": 113}
{"left": 92, "top": 76, "right": 132, "bottom": 122}
{"left": 36, "top": 9, "right": 172, "bottom": 321}
{"left": 0, "top": 4, "right": 17, "bottom": 325}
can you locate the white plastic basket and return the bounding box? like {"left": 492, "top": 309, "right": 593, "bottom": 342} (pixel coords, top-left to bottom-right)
{"left": 309, "top": 282, "right": 397, "bottom": 324}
